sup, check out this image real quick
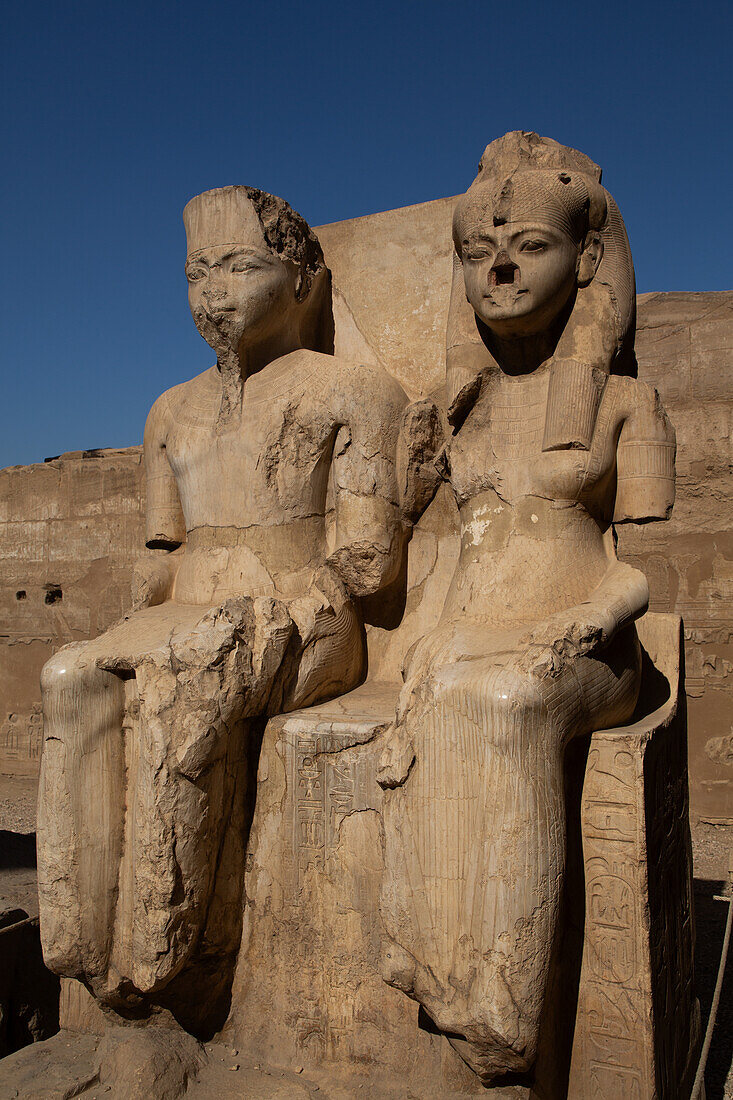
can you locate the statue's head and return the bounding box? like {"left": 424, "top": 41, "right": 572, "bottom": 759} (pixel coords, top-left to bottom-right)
{"left": 183, "top": 186, "right": 331, "bottom": 359}
{"left": 452, "top": 168, "right": 604, "bottom": 338}
{"left": 446, "top": 132, "right": 637, "bottom": 405}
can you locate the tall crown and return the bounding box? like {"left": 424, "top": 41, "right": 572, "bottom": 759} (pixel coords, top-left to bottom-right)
{"left": 183, "top": 186, "right": 266, "bottom": 255}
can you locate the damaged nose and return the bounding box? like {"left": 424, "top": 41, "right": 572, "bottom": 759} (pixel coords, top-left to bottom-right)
{"left": 489, "top": 250, "right": 518, "bottom": 287}
{"left": 204, "top": 284, "right": 226, "bottom": 304}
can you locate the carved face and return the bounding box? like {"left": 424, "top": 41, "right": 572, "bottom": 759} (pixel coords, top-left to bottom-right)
{"left": 185, "top": 235, "right": 299, "bottom": 356}
{"left": 461, "top": 220, "right": 580, "bottom": 337}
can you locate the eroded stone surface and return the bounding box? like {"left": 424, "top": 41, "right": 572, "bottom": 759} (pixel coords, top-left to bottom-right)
{"left": 35, "top": 186, "right": 407, "bottom": 1031}
{"left": 1, "top": 270, "right": 730, "bottom": 830}
{"left": 377, "top": 131, "right": 687, "bottom": 1086}
{"left": 0, "top": 142, "right": 717, "bottom": 1098}
{"left": 225, "top": 682, "right": 486, "bottom": 1097}
{"left": 224, "top": 617, "right": 697, "bottom": 1099}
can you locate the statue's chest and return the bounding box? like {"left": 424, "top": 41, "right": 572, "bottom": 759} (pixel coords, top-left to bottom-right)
{"left": 449, "top": 375, "right": 550, "bottom": 499}
{"left": 166, "top": 391, "right": 338, "bottom": 523}
{"left": 484, "top": 374, "right": 548, "bottom": 461}
{"left": 447, "top": 372, "right": 621, "bottom": 509}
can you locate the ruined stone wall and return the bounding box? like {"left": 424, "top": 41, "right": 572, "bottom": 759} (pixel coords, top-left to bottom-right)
{"left": 618, "top": 292, "right": 733, "bottom": 823}
{"left": 0, "top": 197, "right": 730, "bottom": 824}
{"left": 0, "top": 449, "right": 145, "bottom": 776}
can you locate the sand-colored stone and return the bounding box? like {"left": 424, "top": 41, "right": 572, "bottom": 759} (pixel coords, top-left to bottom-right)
{"left": 0, "top": 136, "right": 720, "bottom": 1098}
{"left": 223, "top": 614, "right": 696, "bottom": 1098}
{"left": 0, "top": 448, "right": 145, "bottom": 779}
{"left": 35, "top": 186, "right": 408, "bottom": 1030}
{"left": 567, "top": 613, "right": 699, "bottom": 1098}
{"left": 373, "top": 132, "right": 691, "bottom": 1086}
{"left": 2, "top": 272, "right": 731, "bottom": 832}
{"left": 1, "top": 250, "right": 731, "bottom": 831}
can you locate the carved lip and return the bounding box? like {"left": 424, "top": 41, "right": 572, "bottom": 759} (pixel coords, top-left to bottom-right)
{"left": 206, "top": 306, "right": 236, "bottom": 318}
{"left": 483, "top": 287, "right": 528, "bottom": 299}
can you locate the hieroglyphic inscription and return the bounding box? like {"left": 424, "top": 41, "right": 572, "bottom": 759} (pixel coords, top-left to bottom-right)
{"left": 586, "top": 866, "right": 636, "bottom": 984}
{"left": 590, "top": 1062, "right": 643, "bottom": 1100}
{"left": 294, "top": 736, "right": 325, "bottom": 882}
{"left": 569, "top": 732, "right": 655, "bottom": 1097}
{"left": 279, "top": 707, "right": 387, "bottom": 1064}
{"left": 0, "top": 706, "right": 42, "bottom": 764}
{"left": 289, "top": 728, "right": 364, "bottom": 889}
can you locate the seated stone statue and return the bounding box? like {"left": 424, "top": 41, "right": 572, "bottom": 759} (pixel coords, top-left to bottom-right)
{"left": 37, "top": 186, "right": 407, "bottom": 1027}
{"left": 378, "top": 133, "right": 676, "bottom": 1083}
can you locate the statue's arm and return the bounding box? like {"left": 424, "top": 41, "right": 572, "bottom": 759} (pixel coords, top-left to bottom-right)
{"left": 324, "top": 366, "right": 408, "bottom": 599}
{"left": 521, "top": 559, "right": 649, "bottom": 660}
{"left": 520, "top": 381, "right": 674, "bottom": 669}
{"left": 287, "top": 363, "right": 407, "bottom": 648}
{"left": 397, "top": 399, "right": 446, "bottom": 526}
{"left": 613, "top": 380, "right": 676, "bottom": 523}
{"left": 284, "top": 367, "right": 407, "bottom": 645}
{"left": 132, "top": 393, "right": 186, "bottom": 609}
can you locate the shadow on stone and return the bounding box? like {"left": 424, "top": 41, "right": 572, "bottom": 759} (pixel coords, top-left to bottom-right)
{"left": 694, "top": 879, "right": 733, "bottom": 1100}
{"left": 0, "top": 830, "right": 37, "bottom": 871}
{"left": 0, "top": 914, "right": 59, "bottom": 1057}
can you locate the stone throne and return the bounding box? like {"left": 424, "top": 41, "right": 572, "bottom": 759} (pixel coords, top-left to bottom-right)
{"left": 223, "top": 613, "right": 696, "bottom": 1100}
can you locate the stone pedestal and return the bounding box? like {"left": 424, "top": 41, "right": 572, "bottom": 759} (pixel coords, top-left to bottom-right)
{"left": 225, "top": 613, "right": 700, "bottom": 1099}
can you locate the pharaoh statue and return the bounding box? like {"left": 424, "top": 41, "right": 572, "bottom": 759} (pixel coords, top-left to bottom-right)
{"left": 378, "top": 132, "right": 676, "bottom": 1083}
{"left": 37, "top": 186, "right": 407, "bottom": 1029}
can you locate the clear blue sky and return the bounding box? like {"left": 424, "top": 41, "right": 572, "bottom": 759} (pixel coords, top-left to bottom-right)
{"left": 1, "top": 0, "right": 730, "bottom": 469}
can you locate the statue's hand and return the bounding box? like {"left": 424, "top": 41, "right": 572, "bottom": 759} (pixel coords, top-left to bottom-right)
{"left": 520, "top": 604, "right": 614, "bottom": 664}
{"left": 377, "top": 728, "right": 415, "bottom": 790}
{"left": 287, "top": 566, "right": 350, "bottom": 648}
{"left": 131, "top": 551, "right": 182, "bottom": 610}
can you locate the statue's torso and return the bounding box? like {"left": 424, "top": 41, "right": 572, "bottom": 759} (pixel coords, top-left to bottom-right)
{"left": 442, "top": 369, "right": 626, "bottom": 627}
{"left": 162, "top": 352, "right": 341, "bottom": 603}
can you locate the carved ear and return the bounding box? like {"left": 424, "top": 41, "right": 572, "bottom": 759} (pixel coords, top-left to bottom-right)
{"left": 577, "top": 231, "right": 603, "bottom": 288}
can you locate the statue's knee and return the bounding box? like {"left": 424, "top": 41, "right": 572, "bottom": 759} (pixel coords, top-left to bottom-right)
{"left": 41, "top": 645, "right": 89, "bottom": 695}
{"left": 493, "top": 668, "right": 545, "bottom": 716}
{"left": 41, "top": 645, "right": 122, "bottom": 751}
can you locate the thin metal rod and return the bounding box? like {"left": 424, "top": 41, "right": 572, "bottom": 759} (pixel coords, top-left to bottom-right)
{"left": 690, "top": 887, "right": 733, "bottom": 1099}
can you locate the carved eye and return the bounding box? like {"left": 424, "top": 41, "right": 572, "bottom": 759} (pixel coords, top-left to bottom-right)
{"left": 464, "top": 247, "right": 492, "bottom": 262}
{"left": 186, "top": 268, "right": 206, "bottom": 282}
{"left": 519, "top": 240, "right": 547, "bottom": 252}
{"left": 231, "top": 262, "right": 256, "bottom": 273}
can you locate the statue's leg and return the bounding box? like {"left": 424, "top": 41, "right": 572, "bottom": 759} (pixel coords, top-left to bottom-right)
{"left": 38, "top": 644, "right": 125, "bottom": 984}
{"left": 104, "top": 598, "right": 293, "bottom": 1011}
{"left": 381, "top": 630, "right": 640, "bottom": 1082}
{"left": 382, "top": 659, "right": 563, "bottom": 1076}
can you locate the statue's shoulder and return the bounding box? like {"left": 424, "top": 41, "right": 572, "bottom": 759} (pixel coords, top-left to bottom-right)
{"left": 310, "top": 352, "right": 408, "bottom": 417}
{"left": 605, "top": 373, "right": 667, "bottom": 419}
{"left": 147, "top": 366, "right": 219, "bottom": 427}
{"left": 264, "top": 350, "right": 407, "bottom": 419}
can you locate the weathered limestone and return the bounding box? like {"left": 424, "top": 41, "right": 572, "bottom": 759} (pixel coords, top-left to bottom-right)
{"left": 1, "top": 282, "right": 731, "bottom": 831}
{"left": 567, "top": 613, "right": 699, "bottom": 1098}
{"left": 375, "top": 132, "right": 693, "bottom": 1086}
{"left": 36, "top": 186, "right": 407, "bottom": 1030}
{"left": 0, "top": 133, "right": 703, "bottom": 1099}
{"left": 227, "top": 614, "right": 697, "bottom": 1098}
{"left": 225, "top": 682, "right": 486, "bottom": 1097}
